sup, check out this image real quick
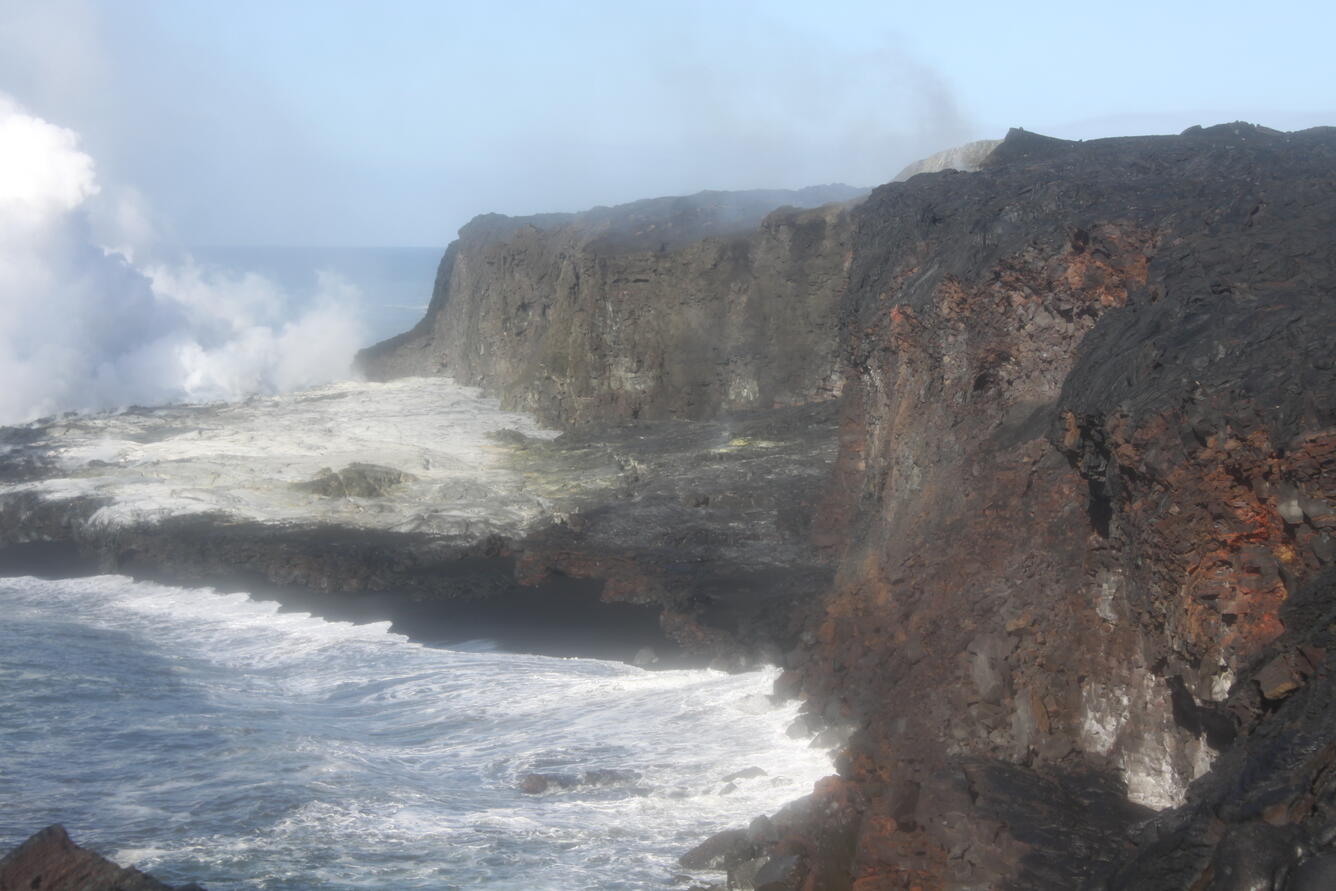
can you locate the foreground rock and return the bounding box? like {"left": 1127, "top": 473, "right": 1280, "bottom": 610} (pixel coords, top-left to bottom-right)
{"left": 0, "top": 825, "right": 203, "bottom": 891}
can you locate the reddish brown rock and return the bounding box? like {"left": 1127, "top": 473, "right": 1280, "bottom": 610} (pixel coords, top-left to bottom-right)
{"left": 744, "top": 125, "right": 1336, "bottom": 888}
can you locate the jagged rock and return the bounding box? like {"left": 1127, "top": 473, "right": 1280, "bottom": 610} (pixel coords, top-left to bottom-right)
{"left": 0, "top": 824, "right": 204, "bottom": 891}
{"left": 746, "top": 815, "right": 778, "bottom": 845}
{"left": 785, "top": 714, "right": 819, "bottom": 739}
{"left": 1256, "top": 654, "right": 1305, "bottom": 700}
{"left": 751, "top": 854, "right": 804, "bottom": 891}
{"left": 678, "top": 828, "right": 754, "bottom": 871}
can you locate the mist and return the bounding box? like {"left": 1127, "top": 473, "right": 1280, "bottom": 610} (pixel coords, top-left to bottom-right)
{"left": 0, "top": 1, "right": 986, "bottom": 248}
{"left": 2, "top": 1, "right": 1331, "bottom": 250}
{"left": 0, "top": 93, "right": 365, "bottom": 425}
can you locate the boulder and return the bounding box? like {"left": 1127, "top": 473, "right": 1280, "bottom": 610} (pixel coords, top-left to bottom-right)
{"left": 292, "top": 463, "right": 416, "bottom": 498}
{"left": 0, "top": 824, "right": 205, "bottom": 891}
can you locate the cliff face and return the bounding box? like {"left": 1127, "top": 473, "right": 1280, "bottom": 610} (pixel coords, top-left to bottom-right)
{"left": 364, "top": 124, "right": 1336, "bottom": 888}
{"left": 358, "top": 186, "right": 864, "bottom": 426}
{"left": 1, "top": 126, "right": 1320, "bottom": 888}
{"left": 789, "top": 124, "right": 1336, "bottom": 888}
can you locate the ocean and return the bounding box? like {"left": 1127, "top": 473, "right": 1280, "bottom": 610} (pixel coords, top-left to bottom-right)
{"left": 0, "top": 248, "right": 833, "bottom": 888}
{"left": 0, "top": 574, "right": 831, "bottom": 889}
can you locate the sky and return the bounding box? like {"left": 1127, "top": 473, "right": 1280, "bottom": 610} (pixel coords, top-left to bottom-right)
{"left": 0, "top": 0, "right": 1333, "bottom": 248}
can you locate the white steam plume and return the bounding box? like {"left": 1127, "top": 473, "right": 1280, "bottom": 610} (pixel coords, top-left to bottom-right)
{"left": 0, "top": 92, "right": 365, "bottom": 425}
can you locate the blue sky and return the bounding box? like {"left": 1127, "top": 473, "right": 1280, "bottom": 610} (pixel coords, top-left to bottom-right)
{"left": 1, "top": 0, "right": 1332, "bottom": 247}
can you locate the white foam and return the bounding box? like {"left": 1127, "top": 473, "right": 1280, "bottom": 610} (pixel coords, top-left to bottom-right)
{"left": 0, "top": 574, "right": 834, "bottom": 889}
{"left": 3, "top": 378, "right": 572, "bottom": 538}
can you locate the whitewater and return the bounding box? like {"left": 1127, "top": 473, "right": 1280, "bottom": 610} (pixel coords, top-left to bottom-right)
{"left": 0, "top": 91, "right": 833, "bottom": 889}
{"left": 0, "top": 574, "right": 832, "bottom": 889}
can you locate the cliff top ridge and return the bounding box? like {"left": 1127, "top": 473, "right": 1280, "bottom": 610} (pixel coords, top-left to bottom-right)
{"left": 455, "top": 183, "right": 868, "bottom": 253}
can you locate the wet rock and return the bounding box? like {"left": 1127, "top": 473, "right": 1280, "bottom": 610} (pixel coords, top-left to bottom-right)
{"left": 810, "top": 724, "right": 854, "bottom": 749}
{"left": 292, "top": 462, "right": 416, "bottom": 498}
{"left": 581, "top": 768, "right": 639, "bottom": 786}
{"left": 785, "top": 713, "right": 820, "bottom": 739}
{"left": 517, "top": 768, "right": 638, "bottom": 794}
{"left": 728, "top": 857, "right": 765, "bottom": 890}
{"left": 678, "top": 828, "right": 754, "bottom": 871}
{"left": 746, "top": 814, "right": 778, "bottom": 845}
{"left": 752, "top": 854, "right": 804, "bottom": 891}
{"left": 518, "top": 772, "right": 567, "bottom": 794}
{"left": 489, "top": 428, "right": 531, "bottom": 448}
{"left": 722, "top": 766, "right": 768, "bottom": 783}
{"left": 771, "top": 670, "right": 802, "bottom": 702}
{"left": 0, "top": 824, "right": 205, "bottom": 891}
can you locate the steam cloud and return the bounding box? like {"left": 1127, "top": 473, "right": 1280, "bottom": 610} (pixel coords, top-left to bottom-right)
{"left": 0, "top": 92, "right": 366, "bottom": 426}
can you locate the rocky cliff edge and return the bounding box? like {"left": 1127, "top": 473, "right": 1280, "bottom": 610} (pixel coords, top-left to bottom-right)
{"left": 367, "top": 123, "right": 1336, "bottom": 889}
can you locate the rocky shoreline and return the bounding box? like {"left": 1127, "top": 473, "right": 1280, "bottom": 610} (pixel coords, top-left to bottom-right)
{"left": 0, "top": 825, "right": 204, "bottom": 891}
{"left": 0, "top": 394, "right": 840, "bottom": 670}
{"left": 4, "top": 123, "right": 1335, "bottom": 889}
{"left": 359, "top": 122, "right": 1336, "bottom": 889}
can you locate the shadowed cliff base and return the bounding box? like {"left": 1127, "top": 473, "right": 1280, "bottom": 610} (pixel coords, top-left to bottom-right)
{"left": 0, "top": 399, "right": 839, "bottom": 671}
{"left": 0, "top": 537, "right": 686, "bottom": 666}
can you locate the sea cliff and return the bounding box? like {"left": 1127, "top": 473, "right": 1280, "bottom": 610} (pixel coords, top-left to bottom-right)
{"left": 358, "top": 185, "right": 864, "bottom": 425}
{"left": 360, "top": 123, "right": 1336, "bottom": 889}
{"left": 4, "top": 122, "right": 1334, "bottom": 888}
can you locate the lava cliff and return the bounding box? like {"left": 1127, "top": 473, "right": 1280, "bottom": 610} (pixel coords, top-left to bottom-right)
{"left": 358, "top": 185, "right": 865, "bottom": 425}
{"left": 363, "top": 123, "right": 1336, "bottom": 889}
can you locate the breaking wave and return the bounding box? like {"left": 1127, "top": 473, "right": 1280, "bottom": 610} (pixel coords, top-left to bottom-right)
{"left": 0, "top": 575, "right": 832, "bottom": 889}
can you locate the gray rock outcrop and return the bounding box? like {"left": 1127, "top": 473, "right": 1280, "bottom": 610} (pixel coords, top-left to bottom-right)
{"left": 357, "top": 185, "right": 865, "bottom": 426}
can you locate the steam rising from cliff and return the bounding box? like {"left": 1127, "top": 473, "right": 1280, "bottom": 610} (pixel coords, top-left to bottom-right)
{"left": 644, "top": 32, "right": 975, "bottom": 191}
{"left": 0, "top": 93, "right": 365, "bottom": 425}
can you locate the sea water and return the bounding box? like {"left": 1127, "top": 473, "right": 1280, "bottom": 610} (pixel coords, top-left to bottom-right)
{"left": 0, "top": 575, "right": 831, "bottom": 889}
